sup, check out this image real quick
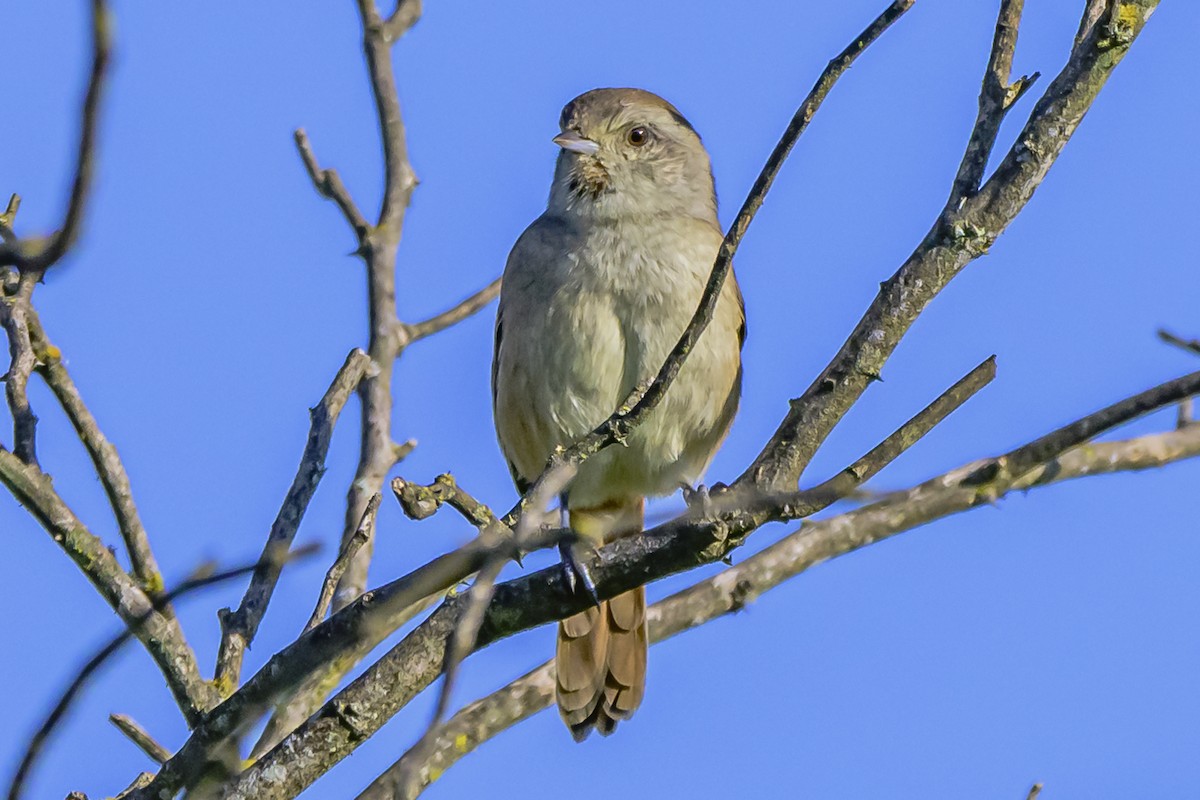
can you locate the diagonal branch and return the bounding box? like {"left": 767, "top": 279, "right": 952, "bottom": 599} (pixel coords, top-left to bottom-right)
{"left": 739, "top": 0, "right": 1159, "bottom": 492}
{"left": 131, "top": 369, "right": 1198, "bottom": 799}
{"left": 199, "top": 355, "right": 990, "bottom": 800}
{"left": 360, "top": 417, "right": 1200, "bottom": 799}
{"left": 399, "top": 277, "right": 501, "bottom": 345}
{"left": 947, "top": 0, "right": 1040, "bottom": 207}
{"left": 305, "top": 493, "right": 381, "bottom": 633}
{"left": 6, "top": 553, "right": 318, "bottom": 800}
{"left": 109, "top": 715, "right": 171, "bottom": 766}
{"left": 25, "top": 308, "right": 165, "bottom": 598}
{"left": 1158, "top": 329, "right": 1200, "bottom": 358}
{"left": 214, "top": 349, "right": 372, "bottom": 693}
{"left": 0, "top": 448, "right": 217, "bottom": 722}
{"left": 294, "top": 129, "right": 371, "bottom": 244}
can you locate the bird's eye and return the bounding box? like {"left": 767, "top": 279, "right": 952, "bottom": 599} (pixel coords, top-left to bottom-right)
{"left": 626, "top": 127, "right": 650, "bottom": 147}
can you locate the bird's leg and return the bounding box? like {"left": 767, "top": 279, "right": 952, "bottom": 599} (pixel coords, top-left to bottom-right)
{"left": 680, "top": 481, "right": 716, "bottom": 515}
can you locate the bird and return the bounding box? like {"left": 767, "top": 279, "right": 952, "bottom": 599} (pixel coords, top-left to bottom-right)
{"left": 492, "top": 88, "right": 744, "bottom": 741}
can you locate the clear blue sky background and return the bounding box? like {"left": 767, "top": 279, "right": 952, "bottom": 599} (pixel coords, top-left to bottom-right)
{"left": 2, "top": 2, "right": 1197, "bottom": 798}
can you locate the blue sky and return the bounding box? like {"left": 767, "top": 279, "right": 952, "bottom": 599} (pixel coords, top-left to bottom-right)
{"left": 2, "top": 2, "right": 1197, "bottom": 798}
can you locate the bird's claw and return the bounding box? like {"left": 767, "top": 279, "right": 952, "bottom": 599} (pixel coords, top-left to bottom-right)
{"left": 681, "top": 482, "right": 716, "bottom": 515}
{"left": 559, "top": 538, "right": 601, "bottom": 607}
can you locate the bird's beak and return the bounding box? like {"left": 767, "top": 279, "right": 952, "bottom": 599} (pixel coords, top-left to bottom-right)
{"left": 553, "top": 131, "right": 600, "bottom": 155}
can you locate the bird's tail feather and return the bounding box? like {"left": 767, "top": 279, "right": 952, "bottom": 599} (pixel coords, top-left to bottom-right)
{"left": 556, "top": 500, "right": 647, "bottom": 741}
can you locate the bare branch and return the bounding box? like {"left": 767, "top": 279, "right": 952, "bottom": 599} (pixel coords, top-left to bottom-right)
{"left": 25, "top": 308, "right": 165, "bottom": 597}
{"left": 189, "top": 365, "right": 1193, "bottom": 800}
{"left": 252, "top": 0, "right": 430, "bottom": 744}
{"left": 0, "top": 194, "right": 19, "bottom": 242}
{"left": 6, "top": 553, "right": 317, "bottom": 800}
{"left": 294, "top": 129, "right": 371, "bottom": 245}
{"left": 333, "top": 0, "right": 423, "bottom": 615}
{"left": 364, "top": 418, "right": 1200, "bottom": 799}
{"left": 1, "top": 273, "right": 39, "bottom": 465}
{"left": 392, "top": 474, "right": 508, "bottom": 533}
{"left": 0, "top": 0, "right": 111, "bottom": 272}
{"left": 400, "top": 277, "right": 501, "bottom": 345}
{"left": 947, "top": 0, "right": 1040, "bottom": 207}
{"left": 109, "top": 715, "right": 170, "bottom": 765}
{"left": 0, "top": 448, "right": 216, "bottom": 721}
{"left": 774, "top": 356, "right": 996, "bottom": 512}
{"left": 305, "top": 494, "right": 381, "bottom": 633}
{"left": 215, "top": 349, "right": 372, "bottom": 692}
{"left": 1158, "top": 328, "right": 1200, "bottom": 357}
{"left": 740, "top": 0, "right": 1160, "bottom": 492}
{"left": 382, "top": 0, "right": 422, "bottom": 41}
{"left": 247, "top": 590, "right": 439, "bottom": 761}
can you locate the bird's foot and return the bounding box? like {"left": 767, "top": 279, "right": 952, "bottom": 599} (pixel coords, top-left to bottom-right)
{"left": 680, "top": 481, "right": 718, "bottom": 515}
{"left": 558, "top": 536, "right": 601, "bottom": 607}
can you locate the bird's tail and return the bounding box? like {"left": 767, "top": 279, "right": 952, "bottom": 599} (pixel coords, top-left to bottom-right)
{"left": 555, "top": 499, "right": 648, "bottom": 742}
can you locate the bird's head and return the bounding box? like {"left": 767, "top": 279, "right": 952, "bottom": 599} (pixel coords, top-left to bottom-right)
{"left": 547, "top": 88, "right": 717, "bottom": 224}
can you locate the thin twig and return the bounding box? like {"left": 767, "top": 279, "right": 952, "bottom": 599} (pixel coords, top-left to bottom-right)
{"left": 978, "top": 367, "right": 1200, "bottom": 483}
{"left": 400, "top": 277, "right": 501, "bottom": 344}
{"left": 0, "top": 195, "right": 19, "bottom": 243}
{"left": 382, "top": 0, "right": 422, "bottom": 41}
{"left": 305, "top": 494, "right": 381, "bottom": 632}
{"left": 947, "top": 0, "right": 1040, "bottom": 208}
{"left": 108, "top": 715, "right": 171, "bottom": 765}
{"left": 294, "top": 129, "right": 371, "bottom": 244}
{"left": 6, "top": 549, "right": 317, "bottom": 800}
{"left": 392, "top": 474, "right": 507, "bottom": 533}
{"left": 763, "top": 356, "right": 997, "bottom": 516}
{"left": 1158, "top": 328, "right": 1200, "bottom": 357}
{"left": 215, "top": 349, "right": 372, "bottom": 693}
{"left": 0, "top": 0, "right": 111, "bottom": 271}
{"left": 25, "top": 308, "right": 165, "bottom": 597}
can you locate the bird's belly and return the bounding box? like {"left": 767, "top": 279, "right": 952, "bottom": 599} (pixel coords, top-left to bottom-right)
{"left": 563, "top": 307, "right": 738, "bottom": 508}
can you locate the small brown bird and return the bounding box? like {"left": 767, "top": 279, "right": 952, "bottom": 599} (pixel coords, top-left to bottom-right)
{"left": 492, "top": 88, "right": 744, "bottom": 740}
